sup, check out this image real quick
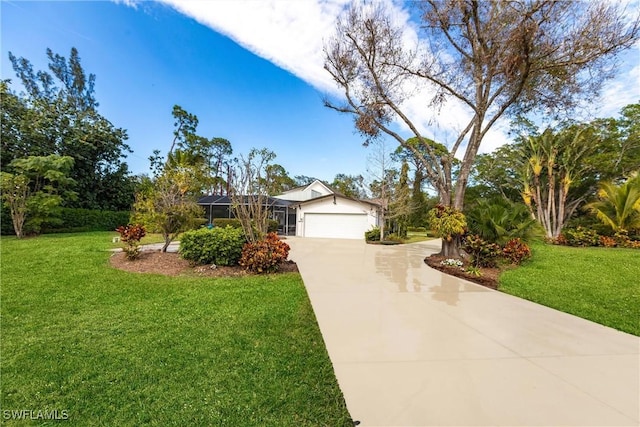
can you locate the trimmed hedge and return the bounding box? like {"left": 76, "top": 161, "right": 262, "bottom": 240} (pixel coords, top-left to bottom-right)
{"left": 179, "top": 226, "right": 246, "bottom": 266}
{"left": 1, "top": 206, "right": 130, "bottom": 235}
{"left": 44, "top": 208, "right": 131, "bottom": 233}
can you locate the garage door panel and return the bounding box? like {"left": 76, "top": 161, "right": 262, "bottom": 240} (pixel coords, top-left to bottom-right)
{"left": 304, "top": 213, "right": 368, "bottom": 239}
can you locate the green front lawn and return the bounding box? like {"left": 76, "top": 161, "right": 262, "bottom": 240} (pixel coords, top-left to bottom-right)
{"left": 0, "top": 233, "right": 352, "bottom": 426}
{"left": 499, "top": 242, "right": 640, "bottom": 336}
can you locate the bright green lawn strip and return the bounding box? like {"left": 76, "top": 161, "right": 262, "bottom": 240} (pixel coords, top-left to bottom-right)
{"left": 1, "top": 233, "right": 351, "bottom": 426}
{"left": 499, "top": 242, "right": 640, "bottom": 336}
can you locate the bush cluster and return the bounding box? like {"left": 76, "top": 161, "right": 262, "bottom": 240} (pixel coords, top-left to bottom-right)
{"left": 462, "top": 234, "right": 502, "bottom": 267}
{"left": 115, "top": 224, "right": 146, "bottom": 260}
{"left": 179, "top": 226, "right": 246, "bottom": 266}
{"left": 463, "top": 234, "right": 532, "bottom": 267}
{"left": 555, "top": 227, "right": 640, "bottom": 249}
{"left": 365, "top": 226, "right": 381, "bottom": 241}
{"left": 239, "top": 233, "right": 290, "bottom": 273}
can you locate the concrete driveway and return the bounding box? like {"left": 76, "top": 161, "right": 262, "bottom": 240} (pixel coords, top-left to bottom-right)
{"left": 287, "top": 237, "right": 639, "bottom": 427}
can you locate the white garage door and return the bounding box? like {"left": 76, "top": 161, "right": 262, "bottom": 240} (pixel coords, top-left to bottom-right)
{"left": 304, "top": 213, "right": 368, "bottom": 239}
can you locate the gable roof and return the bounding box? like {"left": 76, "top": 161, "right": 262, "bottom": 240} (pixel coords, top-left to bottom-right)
{"left": 197, "top": 195, "right": 294, "bottom": 207}
{"left": 296, "top": 193, "right": 381, "bottom": 208}
{"left": 278, "top": 179, "right": 335, "bottom": 196}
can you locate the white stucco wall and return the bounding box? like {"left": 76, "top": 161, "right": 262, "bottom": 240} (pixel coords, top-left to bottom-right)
{"left": 296, "top": 196, "right": 379, "bottom": 238}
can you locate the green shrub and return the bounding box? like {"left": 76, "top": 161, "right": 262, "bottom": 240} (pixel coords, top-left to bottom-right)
{"left": 211, "top": 218, "right": 279, "bottom": 234}
{"left": 239, "top": 233, "right": 290, "bottom": 273}
{"left": 365, "top": 226, "right": 381, "bottom": 241}
{"left": 179, "top": 226, "right": 246, "bottom": 266}
{"left": 385, "top": 233, "right": 404, "bottom": 242}
{"left": 502, "top": 238, "right": 532, "bottom": 265}
{"left": 115, "top": 224, "right": 147, "bottom": 260}
{"left": 463, "top": 234, "right": 502, "bottom": 268}
{"left": 560, "top": 227, "right": 600, "bottom": 247}
{"left": 211, "top": 218, "right": 242, "bottom": 229}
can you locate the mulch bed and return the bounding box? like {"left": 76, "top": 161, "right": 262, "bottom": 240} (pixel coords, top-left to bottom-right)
{"left": 109, "top": 250, "right": 298, "bottom": 277}
{"left": 424, "top": 254, "right": 501, "bottom": 290}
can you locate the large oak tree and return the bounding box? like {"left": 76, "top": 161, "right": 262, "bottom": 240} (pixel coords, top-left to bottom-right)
{"left": 324, "top": 0, "right": 638, "bottom": 255}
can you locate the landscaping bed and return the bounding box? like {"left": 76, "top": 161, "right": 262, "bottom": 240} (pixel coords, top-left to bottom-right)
{"left": 424, "top": 254, "right": 501, "bottom": 289}
{"left": 109, "top": 250, "right": 299, "bottom": 277}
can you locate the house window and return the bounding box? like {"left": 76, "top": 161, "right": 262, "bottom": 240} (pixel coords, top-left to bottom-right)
{"left": 311, "top": 190, "right": 321, "bottom": 198}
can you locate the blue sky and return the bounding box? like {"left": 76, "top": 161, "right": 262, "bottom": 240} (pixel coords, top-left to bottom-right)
{"left": 2, "top": 0, "right": 639, "bottom": 183}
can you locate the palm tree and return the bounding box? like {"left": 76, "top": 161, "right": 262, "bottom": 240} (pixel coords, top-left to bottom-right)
{"left": 587, "top": 174, "right": 640, "bottom": 232}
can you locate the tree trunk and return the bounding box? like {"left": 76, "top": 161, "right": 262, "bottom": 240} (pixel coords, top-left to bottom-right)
{"left": 162, "top": 233, "right": 171, "bottom": 252}
{"left": 439, "top": 238, "right": 459, "bottom": 258}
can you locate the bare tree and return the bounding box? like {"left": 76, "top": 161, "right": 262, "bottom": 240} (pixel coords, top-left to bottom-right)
{"left": 367, "top": 139, "right": 397, "bottom": 239}
{"left": 324, "top": 0, "right": 639, "bottom": 254}
{"left": 229, "top": 148, "right": 276, "bottom": 243}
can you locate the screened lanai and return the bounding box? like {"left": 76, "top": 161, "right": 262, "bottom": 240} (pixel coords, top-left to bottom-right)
{"left": 197, "top": 195, "right": 297, "bottom": 236}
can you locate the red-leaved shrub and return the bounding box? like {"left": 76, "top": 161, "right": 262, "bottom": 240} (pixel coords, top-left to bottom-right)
{"left": 599, "top": 235, "right": 617, "bottom": 248}
{"left": 502, "top": 238, "right": 531, "bottom": 265}
{"left": 239, "top": 233, "right": 290, "bottom": 273}
{"left": 116, "top": 224, "right": 146, "bottom": 260}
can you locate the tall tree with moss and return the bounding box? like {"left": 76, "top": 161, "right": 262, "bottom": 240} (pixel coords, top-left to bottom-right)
{"left": 324, "top": 0, "right": 639, "bottom": 255}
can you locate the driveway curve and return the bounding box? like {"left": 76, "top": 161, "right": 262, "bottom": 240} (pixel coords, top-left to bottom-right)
{"left": 287, "top": 237, "right": 639, "bottom": 427}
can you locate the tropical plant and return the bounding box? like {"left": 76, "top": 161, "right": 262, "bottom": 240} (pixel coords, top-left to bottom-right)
{"left": 465, "top": 199, "right": 539, "bottom": 245}
{"left": 587, "top": 174, "right": 640, "bottom": 233}
{"left": 239, "top": 233, "right": 290, "bottom": 273}
{"left": 502, "top": 238, "right": 532, "bottom": 265}
{"left": 462, "top": 234, "right": 502, "bottom": 268}
{"left": 520, "top": 127, "right": 596, "bottom": 239}
{"left": 115, "top": 224, "right": 146, "bottom": 260}
{"left": 427, "top": 205, "right": 466, "bottom": 256}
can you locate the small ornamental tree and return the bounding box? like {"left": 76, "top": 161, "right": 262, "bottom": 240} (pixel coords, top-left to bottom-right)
{"left": 0, "top": 155, "right": 75, "bottom": 238}
{"left": 427, "top": 205, "right": 466, "bottom": 257}
{"left": 132, "top": 169, "right": 204, "bottom": 252}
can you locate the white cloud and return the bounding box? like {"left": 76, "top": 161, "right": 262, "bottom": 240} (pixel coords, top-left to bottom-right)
{"left": 598, "top": 43, "right": 640, "bottom": 117}
{"left": 158, "top": 0, "right": 351, "bottom": 93}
